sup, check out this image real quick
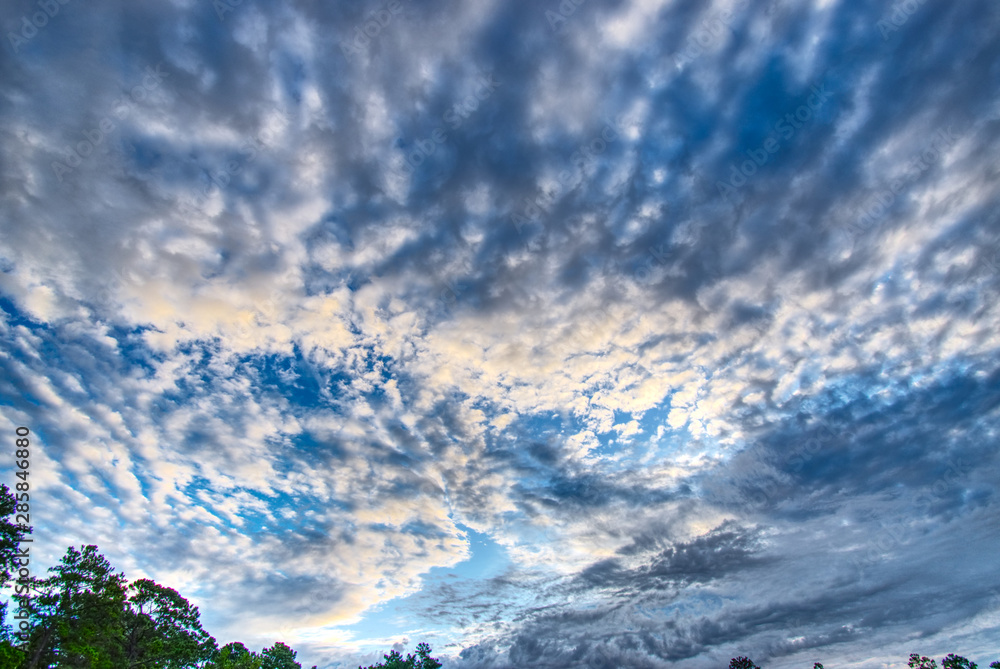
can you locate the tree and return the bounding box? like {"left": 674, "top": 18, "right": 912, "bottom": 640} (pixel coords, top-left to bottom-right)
{"left": 121, "top": 578, "right": 217, "bottom": 668}
{"left": 415, "top": 642, "right": 442, "bottom": 669}
{"left": 910, "top": 656, "right": 939, "bottom": 669}
{"left": 0, "top": 483, "right": 31, "bottom": 664}
{"left": 730, "top": 657, "right": 761, "bottom": 669}
{"left": 363, "top": 649, "right": 410, "bottom": 669}
{"left": 261, "top": 641, "right": 302, "bottom": 669}
{"left": 207, "top": 641, "right": 265, "bottom": 669}
{"left": 0, "top": 499, "right": 311, "bottom": 669}
{"left": 942, "top": 655, "right": 978, "bottom": 669}
{"left": 22, "top": 545, "right": 128, "bottom": 669}
{"left": 360, "top": 643, "right": 443, "bottom": 669}
{"left": 1, "top": 484, "right": 31, "bottom": 626}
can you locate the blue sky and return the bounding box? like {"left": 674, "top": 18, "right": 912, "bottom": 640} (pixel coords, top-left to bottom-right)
{"left": 2, "top": 0, "right": 1000, "bottom": 667}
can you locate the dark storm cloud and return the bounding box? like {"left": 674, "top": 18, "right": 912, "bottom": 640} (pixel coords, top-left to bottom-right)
{"left": 457, "top": 366, "right": 1000, "bottom": 667}
{"left": 574, "top": 521, "right": 768, "bottom": 593}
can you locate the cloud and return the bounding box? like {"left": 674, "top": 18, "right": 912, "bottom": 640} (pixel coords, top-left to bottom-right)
{"left": 2, "top": 0, "right": 1000, "bottom": 666}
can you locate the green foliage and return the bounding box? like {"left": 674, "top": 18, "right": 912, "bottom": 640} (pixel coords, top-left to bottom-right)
{"left": 207, "top": 641, "right": 265, "bottom": 669}
{"left": 360, "top": 643, "right": 442, "bottom": 669}
{"left": 4, "top": 491, "right": 438, "bottom": 669}
{"left": 122, "top": 578, "right": 217, "bottom": 668}
{"left": 814, "top": 664, "right": 824, "bottom": 669}
{"left": 942, "top": 655, "right": 978, "bottom": 669}
{"left": 22, "top": 544, "right": 129, "bottom": 668}
{"left": 0, "top": 484, "right": 30, "bottom": 585}
{"left": 0, "top": 486, "right": 319, "bottom": 669}
{"left": 7, "top": 542, "right": 223, "bottom": 669}
{"left": 415, "top": 642, "right": 442, "bottom": 669}
{"left": 0, "top": 637, "right": 27, "bottom": 666}
{"left": 261, "top": 641, "right": 302, "bottom": 669}
{"left": 0, "top": 483, "right": 31, "bottom": 633}
{"left": 729, "top": 657, "right": 761, "bottom": 669}
{"left": 362, "top": 649, "right": 408, "bottom": 669}
{"left": 910, "top": 655, "right": 940, "bottom": 669}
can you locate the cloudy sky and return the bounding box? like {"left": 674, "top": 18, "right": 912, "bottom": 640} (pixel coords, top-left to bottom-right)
{"left": 2, "top": 0, "right": 1000, "bottom": 666}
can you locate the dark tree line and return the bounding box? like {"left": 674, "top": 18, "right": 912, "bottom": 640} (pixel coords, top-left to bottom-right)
{"left": 730, "top": 654, "right": 1000, "bottom": 669}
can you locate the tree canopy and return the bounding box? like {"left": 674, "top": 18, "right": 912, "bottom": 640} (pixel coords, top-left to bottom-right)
{"left": 0, "top": 484, "right": 321, "bottom": 669}
{"left": 360, "top": 642, "right": 442, "bottom": 669}
{"left": 730, "top": 656, "right": 762, "bottom": 669}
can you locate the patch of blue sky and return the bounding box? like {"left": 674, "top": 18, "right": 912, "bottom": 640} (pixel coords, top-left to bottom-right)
{"left": 0, "top": 294, "right": 41, "bottom": 329}
{"left": 655, "top": 592, "right": 727, "bottom": 622}
{"left": 109, "top": 327, "right": 163, "bottom": 374}
{"left": 0, "top": 300, "right": 141, "bottom": 391}
{"left": 285, "top": 429, "right": 351, "bottom": 464}
{"left": 483, "top": 412, "right": 566, "bottom": 458}
{"left": 587, "top": 406, "right": 688, "bottom": 463}
{"left": 338, "top": 524, "right": 510, "bottom": 645}
{"left": 484, "top": 403, "right": 693, "bottom": 476}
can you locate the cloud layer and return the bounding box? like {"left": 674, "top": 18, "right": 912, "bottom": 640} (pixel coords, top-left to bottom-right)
{"left": 2, "top": 0, "right": 1000, "bottom": 666}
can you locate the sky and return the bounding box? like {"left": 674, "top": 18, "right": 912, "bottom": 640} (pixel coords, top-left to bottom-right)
{"left": 1, "top": 0, "right": 1000, "bottom": 667}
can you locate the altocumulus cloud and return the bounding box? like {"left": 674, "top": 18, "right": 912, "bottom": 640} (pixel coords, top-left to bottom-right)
{"left": 1, "top": 0, "right": 1000, "bottom": 667}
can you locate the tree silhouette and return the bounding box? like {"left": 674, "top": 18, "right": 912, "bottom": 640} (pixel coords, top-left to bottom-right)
{"left": 122, "top": 578, "right": 217, "bottom": 668}
{"left": 261, "top": 641, "right": 304, "bottom": 669}
{"left": 22, "top": 545, "right": 128, "bottom": 668}
{"left": 729, "top": 656, "right": 761, "bottom": 669}
{"left": 207, "top": 641, "right": 264, "bottom": 669}
{"left": 415, "top": 642, "right": 442, "bottom": 669}
{"left": 910, "top": 655, "right": 940, "bottom": 669}
{"left": 360, "top": 643, "right": 443, "bottom": 669}
{"left": 942, "top": 655, "right": 978, "bottom": 669}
